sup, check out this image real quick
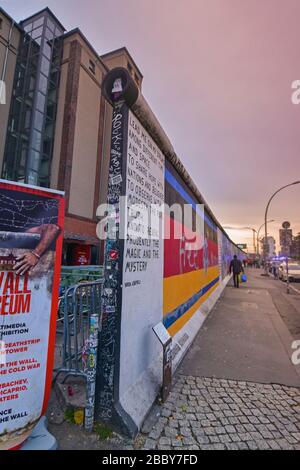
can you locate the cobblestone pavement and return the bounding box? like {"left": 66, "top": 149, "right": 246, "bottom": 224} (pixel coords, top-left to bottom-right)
{"left": 142, "top": 375, "right": 300, "bottom": 450}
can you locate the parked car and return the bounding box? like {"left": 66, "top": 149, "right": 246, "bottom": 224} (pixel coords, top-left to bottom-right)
{"left": 279, "top": 263, "right": 300, "bottom": 282}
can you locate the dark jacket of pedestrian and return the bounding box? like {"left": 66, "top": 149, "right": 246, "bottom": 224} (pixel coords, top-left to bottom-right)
{"left": 229, "top": 256, "right": 244, "bottom": 275}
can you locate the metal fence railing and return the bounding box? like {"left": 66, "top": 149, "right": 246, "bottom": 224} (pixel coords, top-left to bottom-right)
{"left": 54, "top": 280, "right": 103, "bottom": 431}
{"left": 60, "top": 265, "right": 104, "bottom": 294}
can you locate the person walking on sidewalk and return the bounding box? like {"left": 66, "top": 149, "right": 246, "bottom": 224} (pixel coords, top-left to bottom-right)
{"left": 272, "top": 262, "right": 279, "bottom": 280}
{"left": 229, "top": 255, "right": 244, "bottom": 288}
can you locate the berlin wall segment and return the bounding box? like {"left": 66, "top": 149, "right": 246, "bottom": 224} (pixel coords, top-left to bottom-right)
{"left": 96, "top": 95, "right": 166, "bottom": 436}
{"left": 96, "top": 68, "right": 246, "bottom": 437}
{"left": 95, "top": 100, "right": 138, "bottom": 437}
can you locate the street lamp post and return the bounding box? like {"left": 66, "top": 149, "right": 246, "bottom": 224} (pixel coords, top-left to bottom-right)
{"left": 224, "top": 224, "right": 274, "bottom": 258}
{"left": 256, "top": 220, "right": 275, "bottom": 256}
{"left": 264, "top": 181, "right": 300, "bottom": 276}
{"left": 286, "top": 256, "right": 290, "bottom": 294}
{"left": 223, "top": 226, "right": 257, "bottom": 253}
{"left": 245, "top": 227, "right": 257, "bottom": 255}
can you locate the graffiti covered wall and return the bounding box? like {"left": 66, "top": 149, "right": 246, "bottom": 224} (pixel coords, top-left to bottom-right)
{"left": 98, "top": 68, "right": 247, "bottom": 435}
{"left": 163, "top": 161, "right": 240, "bottom": 369}
{"left": 163, "top": 160, "right": 220, "bottom": 339}
{"left": 118, "top": 109, "right": 165, "bottom": 429}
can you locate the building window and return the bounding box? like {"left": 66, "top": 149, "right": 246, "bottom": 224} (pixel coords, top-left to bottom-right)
{"left": 2, "top": 11, "right": 63, "bottom": 187}
{"left": 33, "top": 17, "right": 44, "bottom": 29}
{"left": 31, "top": 26, "right": 44, "bottom": 41}
{"left": 89, "top": 60, "right": 95, "bottom": 75}
{"left": 47, "top": 17, "right": 55, "bottom": 32}
{"left": 0, "top": 19, "right": 3, "bottom": 30}
{"left": 127, "top": 62, "right": 133, "bottom": 74}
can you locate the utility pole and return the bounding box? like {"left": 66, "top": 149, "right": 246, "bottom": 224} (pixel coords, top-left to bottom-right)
{"left": 256, "top": 220, "right": 274, "bottom": 256}
{"left": 286, "top": 256, "right": 290, "bottom": 294}
{"left": 223, "top": 226, "right": 257, "bottom": 254}
{"left": 264, "top": 181, "right": 300, "bottom": 276}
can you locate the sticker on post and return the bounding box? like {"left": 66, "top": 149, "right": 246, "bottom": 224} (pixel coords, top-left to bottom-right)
{"left": 110, "top": 174, "right": 123, "bottom": 185}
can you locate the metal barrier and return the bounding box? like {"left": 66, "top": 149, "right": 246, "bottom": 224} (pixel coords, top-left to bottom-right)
{"left": 54, "top": 280, "right": 103, "bottom": 431}
{"left": 60, "top": 265, "right": 104, "bottom": 293}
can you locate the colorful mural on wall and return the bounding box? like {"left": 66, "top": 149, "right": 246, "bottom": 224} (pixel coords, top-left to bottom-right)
{"left": 163, "top": 161, "right": 220, "bottom": 337}
{"left": 218, "top": 229, "right": 231, "bottom": 279}
{"left": 99, "top": 68, "right": 249, "bottom": 436}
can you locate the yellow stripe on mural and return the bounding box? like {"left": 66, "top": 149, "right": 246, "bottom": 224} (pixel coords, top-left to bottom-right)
{"left": 163, "top": 266, "right": 220, "bottom": 316}
{"left": 167, "top": 280, "right": 219, "bottom": 337}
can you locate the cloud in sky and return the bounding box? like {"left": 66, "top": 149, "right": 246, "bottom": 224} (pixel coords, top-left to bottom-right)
{"left": 3, "top": 0, "right": 300, "bottom": 251}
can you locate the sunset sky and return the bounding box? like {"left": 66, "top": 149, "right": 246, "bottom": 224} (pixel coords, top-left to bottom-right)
{"left": 3, "top": 0, "right": 300, "bottom": 252}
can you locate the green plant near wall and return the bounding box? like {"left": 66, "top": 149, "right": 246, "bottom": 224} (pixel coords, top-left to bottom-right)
{"left": 64, "top": 408, "right": 75, "bottom": 424}
{"left": 93, "top": 423, "right": 113, "bottom": 440}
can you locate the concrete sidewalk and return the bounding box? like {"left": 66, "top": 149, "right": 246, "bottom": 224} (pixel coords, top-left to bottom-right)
{"left": 47, "top": 269, "right": 300, "bottom": 450}
{"left": 179, "top": 269, "right": 300, "bottom": 387}
{"left": 142, "top": 270, "right": 300, "bottom": 450}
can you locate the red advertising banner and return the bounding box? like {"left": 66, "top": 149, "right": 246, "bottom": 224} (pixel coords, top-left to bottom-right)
{"left": 0, "top": 180, "right": 64, "bottom": 450}
{"left": 72, "top": 244, "right": 91, "bottom": 265}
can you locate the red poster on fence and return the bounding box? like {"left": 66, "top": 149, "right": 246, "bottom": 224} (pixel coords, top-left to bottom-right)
{"left": 0, "top": 180, "right": 64, "bottom": 450}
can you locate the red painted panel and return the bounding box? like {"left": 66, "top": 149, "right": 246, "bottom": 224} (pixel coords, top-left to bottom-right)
{"left": 164, "top": 216, "right": 218, "bottom": 278}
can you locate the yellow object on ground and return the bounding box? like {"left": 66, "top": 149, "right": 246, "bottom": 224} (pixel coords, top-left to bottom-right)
{"left": 74, "top": 409, "right": 84, "bottom": 426}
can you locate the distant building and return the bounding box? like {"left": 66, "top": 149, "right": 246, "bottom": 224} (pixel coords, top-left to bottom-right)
{"left": 279, "top": 221, "right": 293, "bottom": 257}
{"left": 0, "top": 8, "right": 21, "bottom": 167}
{"left": 0, "top": 6, "right": 143, "bottom": 265}
{"left": 261, "top": 236, "right": 276, "bottom": 258}
{"left": 291, "top": 233, "right": 300, "bottom": 260}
